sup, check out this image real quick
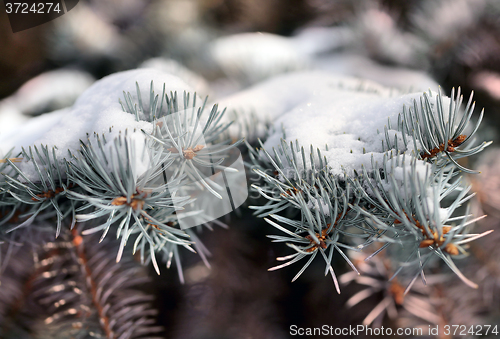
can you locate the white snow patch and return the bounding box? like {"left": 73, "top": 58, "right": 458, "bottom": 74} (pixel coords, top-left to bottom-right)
{"left": 10, "top": 69, "right": 95, "bottom": 115}
{"left": 0, "top": 69, "right": 198, "bottom": 180}
{"left": 139, "top": 57, "right": 211, "bottom": 97}
{"left": 217, "top": 71, "right": 451, "bottom": 181}
{"left": 291, "top": 26, "right": 355, "bottom": 55}
{"left": 0, "top": 108, "right": 68, "bottom": 158}
{"left": 314, "top": 53, "right": 439, "bottom": 92}
{"left": 217, "top": 71, "right": 396, "bottom": 138}
{"left": 0, "top": 102, "right": 29, "bottom": 138}
{"left": 210, "top": 32, "right": 310, "bottom": 84}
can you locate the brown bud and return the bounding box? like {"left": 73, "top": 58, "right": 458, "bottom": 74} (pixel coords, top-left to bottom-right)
{"left": 111, "top": 196, "right": 128, "bottom": 206}
{"left": 419, "top": 239, "right": 435, "bottom": 248}
{"left": 451, "top": 134, "right": 467, "bottom": 147}
{"left": 192, "top": 144, "right": 205, "bottom": 152}
{"left": 183, "top": 149, "right": 196, "bottom": 159}
{"left": 442, "top": 226, "right": 452, "bottom": 234}
{"left": 319, "top": 240, "right": 327, "bottom": 249}
{"left": 130, "top": 199, "right": 145, "bottom": 211}
{"left": 444, "top": 243, "right": 459, "bottom": 255}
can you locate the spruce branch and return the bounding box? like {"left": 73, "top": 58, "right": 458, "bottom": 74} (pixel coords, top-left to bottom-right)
{"left": 2, "top": 145, "right": 74, "bottom": 237}
{"left": 1, "top": 81, "right": 242, "bottom": 283}
{"left": 340, "top": 250, "right": 445, "bottom": 329}
{"left": 248, "top": 87, "right": 492, "bottom": 292}
{"left": 388, "top": 87, "right": 492, "bottom": 173}
{"left": 65, "top": 131, "right": 191, "bottom": 274}
{"left": 350, "top": 153, "right": 491, "bottom": 289}
{"left": 0, "top": 226, "right": 164, "bottom": 339}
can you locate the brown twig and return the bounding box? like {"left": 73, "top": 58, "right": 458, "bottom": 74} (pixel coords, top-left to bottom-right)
{"left": 420, "top": 135, "right": 467, "bottom": 160}
{"left": 0, "top": 157, "right": 23, "bottom": 163}
{"left": 71, "top": 229, "right": 113, "bottom": 339}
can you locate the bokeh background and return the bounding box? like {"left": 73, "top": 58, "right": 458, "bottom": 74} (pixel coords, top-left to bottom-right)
{"left": 2, "top": 0, "right": 500, "bottom": 338}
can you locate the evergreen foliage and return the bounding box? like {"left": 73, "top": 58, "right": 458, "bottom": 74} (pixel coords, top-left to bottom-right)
{"left": 247, "top": 88, "right": 491, "bottom": 293}
{"left": 0, "top": 80, "right": 492, "bottom": 337}
{"left": 0, "top": 82, "right": 241, "bottom": 276}
{"left": 0, "top": 226, "right": 163, "bottom": 339}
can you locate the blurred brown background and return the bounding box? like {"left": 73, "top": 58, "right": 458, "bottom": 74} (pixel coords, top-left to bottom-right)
{"left": 2, "top": 1, "right": 500, "bottom": 338}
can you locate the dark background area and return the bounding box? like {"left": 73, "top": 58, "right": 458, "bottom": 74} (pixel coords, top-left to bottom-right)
{"left": 2, "top": 1, "right": 500, "bottom": 338}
